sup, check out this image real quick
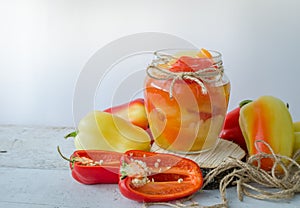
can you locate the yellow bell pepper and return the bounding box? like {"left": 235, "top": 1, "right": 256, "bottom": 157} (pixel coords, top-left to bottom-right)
{"left": 239, "top": 96, "right": 295, "bottom": 171}
{"left": 294, "top": 122, "right": 300, "bottom": 163}
{"left": 69, "top": 111, "right": 151, "bottom": 153}
{"left": 294, "top": 121, "right": 300, "bottom": 132}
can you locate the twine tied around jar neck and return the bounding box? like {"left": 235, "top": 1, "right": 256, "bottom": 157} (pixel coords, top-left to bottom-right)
{"left": 146, "top": 52, "right": 224, "bottom": 99}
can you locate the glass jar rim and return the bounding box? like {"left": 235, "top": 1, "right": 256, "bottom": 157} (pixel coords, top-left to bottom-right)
{"left": 154, "top": 48, "right": 222, "bottom": 59}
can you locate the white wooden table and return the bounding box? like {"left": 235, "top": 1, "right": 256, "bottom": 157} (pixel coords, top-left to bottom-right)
{"left": 0, "top": 125, "right": 299, "bottom": 208}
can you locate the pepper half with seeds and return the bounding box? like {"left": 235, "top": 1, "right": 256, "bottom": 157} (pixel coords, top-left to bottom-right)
{"left": 58, "top": 147, "right": 122, "bottom": 184}
{"left": 119, "top": 150, "right": 203, "bottom": 202}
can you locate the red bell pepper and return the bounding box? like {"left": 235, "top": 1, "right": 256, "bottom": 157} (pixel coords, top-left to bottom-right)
{"left": 118, "top": 150, "right": 203, "bottom": 202}
{"left": 104, "top": 98, "right": 149, "bottom": 130}
{"left": 219, "top": 100, "right": 252, "bottom": 153}
{"left": 57, "top": 146, "right": 122, "bottom": 184}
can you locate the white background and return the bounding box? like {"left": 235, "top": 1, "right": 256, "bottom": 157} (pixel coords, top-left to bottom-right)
{"left": 0, "top": 0, "right": 300, "bottom": 127}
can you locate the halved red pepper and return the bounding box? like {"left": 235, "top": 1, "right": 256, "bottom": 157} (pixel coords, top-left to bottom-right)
{"left": 119, "top": 150, "right": 203, "bottom": 202}
{"left": 58, "top": 147, "right": 122, "bottom": 184}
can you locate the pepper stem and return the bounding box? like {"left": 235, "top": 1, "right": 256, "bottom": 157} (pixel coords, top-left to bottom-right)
{"left": 57, "top": 146, "right": 72, "bottom": 162}
{"left": 239, "top": 99, "right": 252, "bottom": 108}
{"left": 64, "top": 131, "right": 78, "bottom": 139}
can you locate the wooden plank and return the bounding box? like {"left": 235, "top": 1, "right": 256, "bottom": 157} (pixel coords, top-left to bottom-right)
{"left": 0, "top": 125, "right": 75, "bottom": 170}
{"left": 1, "top": 166, "right": 298, "bottom": 208}
{"left": 0, "top": 167, "right": 139, "bottom": 208}
{"left": 1, "top": 125, "right": 299, "bottom": 208}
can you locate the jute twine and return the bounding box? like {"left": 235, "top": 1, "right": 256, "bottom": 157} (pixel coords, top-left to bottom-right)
{"left": 143, "top": 140, "right": 300, "bottom": 208}
{"left": 146, "top": 52, "right": 224, "bottom": 99}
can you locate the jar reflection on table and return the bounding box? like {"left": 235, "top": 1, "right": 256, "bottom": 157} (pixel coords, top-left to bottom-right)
{"left": 144, "top": 49, "right": 230, "bottom": 154}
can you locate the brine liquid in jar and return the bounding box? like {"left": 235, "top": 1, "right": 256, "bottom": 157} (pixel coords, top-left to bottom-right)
{"left": 144, "top": 49, "right": 230, "bottom": 154}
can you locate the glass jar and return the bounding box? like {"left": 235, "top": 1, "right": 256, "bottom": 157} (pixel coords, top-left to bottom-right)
{"left": 144, "top": 49, "right": 230, "bottom": 154}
